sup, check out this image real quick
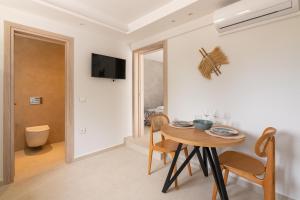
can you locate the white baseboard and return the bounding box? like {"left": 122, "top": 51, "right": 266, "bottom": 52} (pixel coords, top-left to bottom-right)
{"left": 74, "top": 143, "right": 125, "bottom": 161}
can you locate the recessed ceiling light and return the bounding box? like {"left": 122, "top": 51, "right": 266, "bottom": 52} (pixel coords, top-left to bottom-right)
{"left": 171, "top": 20, "right": 176, "bottom": 23}
{"left": 188, "top": 12, "right": 193, "bottom": 16}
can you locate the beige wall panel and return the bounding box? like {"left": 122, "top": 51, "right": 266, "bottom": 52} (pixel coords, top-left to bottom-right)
{"left": 14, "top": 36, "right": 65, "bottom": 151}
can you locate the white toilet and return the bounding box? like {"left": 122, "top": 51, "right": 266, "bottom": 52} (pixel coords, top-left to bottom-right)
{"left": 25, "top": 125, "right": 50, "bottom": 147}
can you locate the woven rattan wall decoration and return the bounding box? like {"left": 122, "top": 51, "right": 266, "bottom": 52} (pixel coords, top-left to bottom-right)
{"left": 198, "top": 47, "right": 229, "bottom": 80}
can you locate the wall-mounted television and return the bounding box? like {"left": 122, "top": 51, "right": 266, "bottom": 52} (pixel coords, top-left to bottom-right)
{"left": 91, "top": 53, "right": 126, "bottom": 79}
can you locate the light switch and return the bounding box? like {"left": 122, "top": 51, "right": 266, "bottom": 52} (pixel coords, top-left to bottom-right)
{"left": 80, "top": 128, "right": 87, "bottom": 134}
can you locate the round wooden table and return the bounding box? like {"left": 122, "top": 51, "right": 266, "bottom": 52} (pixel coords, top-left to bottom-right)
{"left": 160, "top": 125, "right": 245, "bottom": 200}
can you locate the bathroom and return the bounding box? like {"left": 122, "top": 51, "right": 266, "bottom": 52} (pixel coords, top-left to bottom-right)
{"left": 13, "top": 33, "right": 65, "bottom": 181}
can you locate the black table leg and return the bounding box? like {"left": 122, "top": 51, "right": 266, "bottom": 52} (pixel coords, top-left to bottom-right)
{"left": 204, "top": 147, "right": 229, "bottom": 200}
{"left": 195, "top": 147, "right": 208, "bottom": 177}
{"left": 211, "top": 148, "right": 229, "bottom": 200}
{"left": 161, "top": 145, "right": 229, "bottom": 199}
{"left": 202, "top": 147, "right": 208, "bottom": 174}
{"left": 162, "top": 144, "right": 199, "bottom": 193}
{"left": 162, "top": 143, "right": 182, "bottom": 193}
{"left": 162, "top": 145, "right": 209, "bottom": 193}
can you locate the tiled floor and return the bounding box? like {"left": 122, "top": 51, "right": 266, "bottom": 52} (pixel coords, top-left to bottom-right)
{"left": 0, "top": 146, "right": 265, "bottom": 200}
{"left": 14, "top": 142, "right": 65, "bottom": 182}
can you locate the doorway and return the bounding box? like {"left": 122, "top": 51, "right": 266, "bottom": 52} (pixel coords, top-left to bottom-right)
{"left": 132, "top": 41, "right": 168, "bottom": 138}
{"left": 3, "top": 22, "right": 74, "bottom": 184}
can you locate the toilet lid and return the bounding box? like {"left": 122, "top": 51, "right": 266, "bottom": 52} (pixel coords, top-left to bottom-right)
{"left": 26, "top": 125, "right": 50, "bottom": 132}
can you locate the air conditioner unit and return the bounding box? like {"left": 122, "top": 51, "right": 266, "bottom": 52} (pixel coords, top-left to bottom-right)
{"left": 214, "top": 0, "right": 299, "bottom": 33}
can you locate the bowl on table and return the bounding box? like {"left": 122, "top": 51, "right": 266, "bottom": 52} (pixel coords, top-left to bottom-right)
{"left": 193, "top": 120, "right": 213, "bottom": 130}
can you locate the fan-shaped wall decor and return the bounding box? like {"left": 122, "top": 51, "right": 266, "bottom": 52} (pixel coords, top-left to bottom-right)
{"left": 198, "top": 47, "right": 229, "bottom": 80}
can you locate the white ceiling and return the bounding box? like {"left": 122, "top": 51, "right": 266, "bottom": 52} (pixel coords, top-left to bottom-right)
{"left": 0, "top": 0, "right": 239, "bottom": 37}
{"left": 65, "top": 0, "right": 173, "bottom": 24}
{"left": 30, "top": 0, "right": 200, "bottom": 33}
{"left": 144, "top": 50, "right": 163, "bottom": 63}
{"left": 127, "top": 0, "right": 239, "bottom": 41}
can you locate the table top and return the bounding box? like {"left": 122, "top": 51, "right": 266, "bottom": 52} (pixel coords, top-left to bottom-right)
{"left": 161, "top": 125, "right": 245, "bottom": 148}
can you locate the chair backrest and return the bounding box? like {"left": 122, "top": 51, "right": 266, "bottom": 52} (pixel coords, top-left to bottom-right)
{"left": 150, "top": 114, "right": 170, "bottom": 133}
{"left": 255, "top": 127, "right": 276, "bottom": 158}
{"left": 149, "top": 114, "right": 169, "bottom": 146}
{"left": 255, "top": 127, "right": 276, "bottom": 190}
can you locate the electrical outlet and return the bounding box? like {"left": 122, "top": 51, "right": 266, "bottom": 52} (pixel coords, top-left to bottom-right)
{"left": 79, "top": 97, "right": 87, "bottom": 103}
{"left": 80, "top": 128, "right": 87, "bottom": 134}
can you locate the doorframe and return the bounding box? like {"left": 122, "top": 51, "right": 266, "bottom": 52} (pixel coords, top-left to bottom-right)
{"left": 3, "top": 21, "right": 74, "bottom": 184}
{"left": 132, "top": 41, "right": 168, "bottom": 137}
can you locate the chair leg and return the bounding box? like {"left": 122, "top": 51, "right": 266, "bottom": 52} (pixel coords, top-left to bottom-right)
{"left": 263, "top": 177, "right": 275, "bottom": 200}
{"left": 223, "top": 169, "right": 229, "bottom": 185}
{"left": 212, "top": 182, "right": 218, "bottom": 200}
{"left": 148, "top": 148, "right": 153, "bottom": 175}
{"left": 170, "top": 152, "right": 178, "bottom": 188}
{"left": 212, "top": 168, "right": 229, "bottom": 200}
{"left": 163, "top": 153, "right": 167, "bottom": 165}
{"left": 183, "top": 147, "right": 192, "bottom": 176}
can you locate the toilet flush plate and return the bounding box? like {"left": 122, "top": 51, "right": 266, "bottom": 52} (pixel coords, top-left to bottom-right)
{"left": 29, "top": 97, "right": 42, "bottom": 105}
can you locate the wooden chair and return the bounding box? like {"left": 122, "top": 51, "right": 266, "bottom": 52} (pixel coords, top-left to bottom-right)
{"left": 147, "top": 114, "right": 192, "bottom": 187}
{"left": 212, "top": 127, "right": 276, "bottom": 200}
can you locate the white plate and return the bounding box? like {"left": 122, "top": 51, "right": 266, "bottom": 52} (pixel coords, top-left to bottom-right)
{"left": 172, "top": 121, "right": 193, "bottom": 127}
{"left": 210, "top": 126, "right": 239, "bottom": 137}
{"left": 169, "top": 124, "right": 195, "bottom": 129}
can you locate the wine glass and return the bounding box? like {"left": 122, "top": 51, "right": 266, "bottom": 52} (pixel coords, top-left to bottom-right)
{"left": 202, "top": 109, "right": 209, "bottom": 120}
{"left": 223, "top": 112, "right": 231, "bottom": 126}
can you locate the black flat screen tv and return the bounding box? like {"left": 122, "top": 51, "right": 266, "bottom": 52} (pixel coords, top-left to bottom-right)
{"left": 91, "top": 53, "right": 126, "bottom": 79}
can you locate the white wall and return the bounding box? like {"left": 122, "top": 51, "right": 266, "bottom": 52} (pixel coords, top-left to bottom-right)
{"left": 169, "top": 17, "right": 300, "bottom": 199}
{"left": 132, "top": 14, "right": 300, "bottom": 200}
{"left": 0, "top": 5, "right": 132, "bottom": 180}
